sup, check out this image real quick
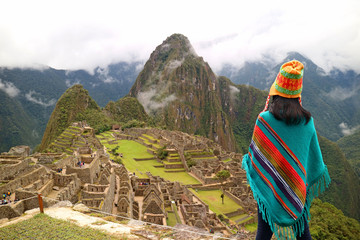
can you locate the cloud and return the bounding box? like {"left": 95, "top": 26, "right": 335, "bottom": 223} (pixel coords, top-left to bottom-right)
{"left": 0, "top": 0, "right": 359, "bottom": 73}
{"left": 339, "top": 122, "right": 360, "bottom": 136}
{"left": 25, "top": 90, "right": 56, "bottom": 107}
{"left": 95, "top": 67, "right": 116, "bottom": 83}
{"left": 229, "top": 85, "right": 240, "bottom": 101}
{"left": 0, "top": 79, "right": 20, "bottom": 97}
{"left": 137, "top": 88, "right": 177, "bottom": 114}
{"left": 324, "top": 86, "right": 360, "bottom": 101}
{"left": 65, "top": 79, "right": 81, "bottom": 87}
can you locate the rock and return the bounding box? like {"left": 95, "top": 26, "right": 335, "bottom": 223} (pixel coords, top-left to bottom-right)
{"left": 130, "top": 229, "right": 158, "bottom": 240}
{"left": 52, "top": 186, "right": 60, "bottom": 191}
{"left": 73, "top": 203, "right": 91, "bottom": 213}
{"left": 0, "top": 218, "right": 9, "bottom": 225}
{"left": 4, "top": 146, "right": 30, "bottom": 157}
{"left": 51, "top": 201, "right": 73, "bottom": 208}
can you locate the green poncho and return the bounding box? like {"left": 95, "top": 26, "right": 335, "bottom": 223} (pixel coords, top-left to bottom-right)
{"left": 242, "top": 111, "right": 331, "bottom": 239}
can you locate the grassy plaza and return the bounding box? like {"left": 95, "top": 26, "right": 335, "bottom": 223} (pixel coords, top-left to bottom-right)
{"left": 98, "top": 134, "right": 200, "bottom": 185}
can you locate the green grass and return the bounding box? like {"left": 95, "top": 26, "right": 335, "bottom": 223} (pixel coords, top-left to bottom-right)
{"left": 142, "top": 134, "right": 156, "bottom": 141}
{"left": 0, "top": 213, "right": 123, "bottom": 239}
{"left": 245, "top": 222, "right": 257, "bottom": 232}
{"left": 189, "top": 189, "right": 241, "bottom": 216}
{"left": 167, "top": 203, "right": 181, "bottom": 226}
{"left": 162, "top": 160, "right": 182, "bottom": 165}
{"left": 97, "top": 134, "right": 200, "bottom": 185}
{"left": 222, "top": 158, "right": 232, "bottom": 163}
{"left": 166, "top": 212, "right": 177, "bottom": 226}
{"left": 229, "top": 214, "right": 248, "bottom": 222}
{"left": 172, "top": 202, "right": 181, "bottom": 224}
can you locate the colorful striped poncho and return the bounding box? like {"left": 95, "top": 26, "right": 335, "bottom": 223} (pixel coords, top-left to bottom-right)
{"left": 242, "top": 111, "right": 331, "bottom": 239}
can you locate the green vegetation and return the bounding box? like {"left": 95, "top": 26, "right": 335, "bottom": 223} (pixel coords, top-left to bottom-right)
{"left": 186, "top": 158, "right": 196, "bottom": 168}
{"left": 156, "top": 146, "right": 168, "bottom": 160}
{"left": 337, "top": 128, "right": 360, "bottom": 177}
{"left": 0, "top": 213, "right": 122, "bottom": 240}
{"left": 222, "top": 158, "right": 232, "bottom": 163}
{"left": 103, "top": 97, "right": 149, "bottom": 127}
{"left": 318, "top": 136, "right": 360, "bottom": 220}
{"left": 190, "top": 189, "right": 241, "bottom": 216}
{"left": 98, "top": 135, "right": 200, "bottom": 185}
{"left": 219, "top": 77, "right": 268, "bottom": 153}
{"left": 39, "top": 85, "right": 110, "bottom": 151}
{"left": 309, "top": 198, "right": 360, "bottom": 240}
{"left": 166, "top": 202, "right": 181, "bottom": 227}
{"left": 166, "top": 212, "right": 177, "bottom": 226}
{"left": 0, "top": 91, "right": 39, "bottom": 152}
{"left": 215, "top": 170, "right": 230, "bottom": 184}
{"left": 245, "top": 223, "right": 257, "bottom": 232}
{"left": 121, "top": 119, "right": 146, "bottom": 130}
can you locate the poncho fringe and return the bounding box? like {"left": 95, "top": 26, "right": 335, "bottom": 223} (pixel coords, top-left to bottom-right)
{"left": 242, "top": 155, "right": 331, "bottom": 239}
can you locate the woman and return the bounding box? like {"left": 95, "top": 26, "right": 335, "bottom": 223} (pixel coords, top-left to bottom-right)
{"left": 242, "top": 60, "right": 331, "bottom": 240}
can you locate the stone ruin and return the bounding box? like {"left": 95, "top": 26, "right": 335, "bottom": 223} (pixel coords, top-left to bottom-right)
{"left": 1, "top": 145, "right": 30, "bottom": 158}
{"left": 0, "top": 122, "right": 257, "bottom": 236}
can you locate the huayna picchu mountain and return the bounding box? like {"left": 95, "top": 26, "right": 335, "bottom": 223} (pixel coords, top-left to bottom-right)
{"left": 39, "top": 85, "right": 149, "bottom": 152}
{"left": 103, "top": 96, "right": 148, "bottom": 124}
{"left": 38, "top": 84, "right": 111, "bottom": 151}
{"left": 129, "top": 34, "right": 240, "bottom": 151}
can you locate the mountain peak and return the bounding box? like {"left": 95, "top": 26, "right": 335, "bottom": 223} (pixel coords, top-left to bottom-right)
{"left": 159, "top": 33, "right": 198, "bottom": 58}
{"left": 39, "top": 84, "right": 101, "bottom": 151}
{"left": 129, "top": 33, "right": 203, "bottom": 101}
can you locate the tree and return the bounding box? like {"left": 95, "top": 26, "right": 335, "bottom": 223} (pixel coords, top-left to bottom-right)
{"left": 216, "top": 170, "right": 230, "bottom": 186}
{"left": 157, "top": 146, "right": 168, "bottom": 160}
{"left": 111, "top": 146, "right": 119, "bottom": 156}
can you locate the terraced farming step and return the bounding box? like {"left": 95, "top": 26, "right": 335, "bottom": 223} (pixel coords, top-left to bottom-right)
{"left": 153, "top": 164, "right": 164, "bottom": 168}
{"left": 53, "top": 141, "right": 69, "bottom": 148}
{"left": 133, "top": 157, "right": 157, "bottom": 161}
{"left": 166, "top": 157, "right": 181, "bottom": 162}
{"left": 164, "top": 168, "right": 186, "bottom": 173}
{"left": 235, "top": 215, "right": 253, "bottom": 224}
{"left": 163, "top": 162, "right": 184, "bottom": 169}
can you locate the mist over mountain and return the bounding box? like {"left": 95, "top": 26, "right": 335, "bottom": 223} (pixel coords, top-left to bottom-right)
{"left": 129, "top": 34, "right": 237, "bottom": 151}
{"left": 218, "top": 52, "right": 360, "bottom": 142}
{"left": 0, "top": 62, "right": 141, "bottom": 152}
{"left": 2, "top": 33, "right": 359, "bottom": 223}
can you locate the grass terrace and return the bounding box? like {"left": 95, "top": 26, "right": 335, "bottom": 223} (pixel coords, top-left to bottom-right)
{"left": 189, "top": 189, "right": 241, "bottom": 215}
{"left": 189, "top": 189, "right": 256, "bottom": 230}
{"left": 222, "top": 158, "right": 232, "bottom": 163}
{"left": 0, "top": 213, "right": 122, "bottom": 240}
{"left": 97, "top": 133, "right": 200, "bottom": 185}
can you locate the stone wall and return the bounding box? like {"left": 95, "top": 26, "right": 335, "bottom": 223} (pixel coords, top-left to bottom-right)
{"left": 224, "top": 208, "right": 245, "bottom": 218}
{"left": 15, "top": 189, "right": 41, "bottom": 212}
{"left": 48, "top": 156, "right": 72, "bottom": 171}
{"left": 2, "top": 146, "right": 30, "bottom": 157}
{"left": 100, "top": 170, "right": 115, "bottom": 213}
{"left": 164, "top": 163, "right": 183, "bottom": 169}
{"left": 39, "top": 179, "right": 54, "bottom": 196}
{"left": 0, "top": 202, "right": 23, "bottom": 219}
{"left": 0, "top": 166, "right": 47, "bottom": 194}
{"left": 55, "top": 173, "right": 81, "bottom": 203}
{"left": 0, "top": 158, "right": 30, "bottom": 180}
{"left": 66, "top": 155, "right": 100, "bottom": 184}
{"left": 78, "top": 147, "right": 92, "bottom": 154}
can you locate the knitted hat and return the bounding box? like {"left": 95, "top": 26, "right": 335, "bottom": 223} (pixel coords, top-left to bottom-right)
{"left": 269, "top": 60, "right": 304, "bottom": 98}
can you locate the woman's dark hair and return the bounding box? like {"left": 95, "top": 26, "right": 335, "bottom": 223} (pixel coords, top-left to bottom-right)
{"left": 269, "top": 95, "right": 311, "bottom": 125}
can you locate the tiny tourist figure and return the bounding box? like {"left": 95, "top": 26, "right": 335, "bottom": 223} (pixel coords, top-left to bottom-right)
{"left": 220, "top": 193, "right": 224, "bottom": 204}
{"left": 242, "top": 60, "right": 331, "bottom": 240}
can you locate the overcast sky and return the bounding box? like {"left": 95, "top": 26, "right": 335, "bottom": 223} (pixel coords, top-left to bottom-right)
{"left": 1, "top": 0, "right": 359, "bottom": 73}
